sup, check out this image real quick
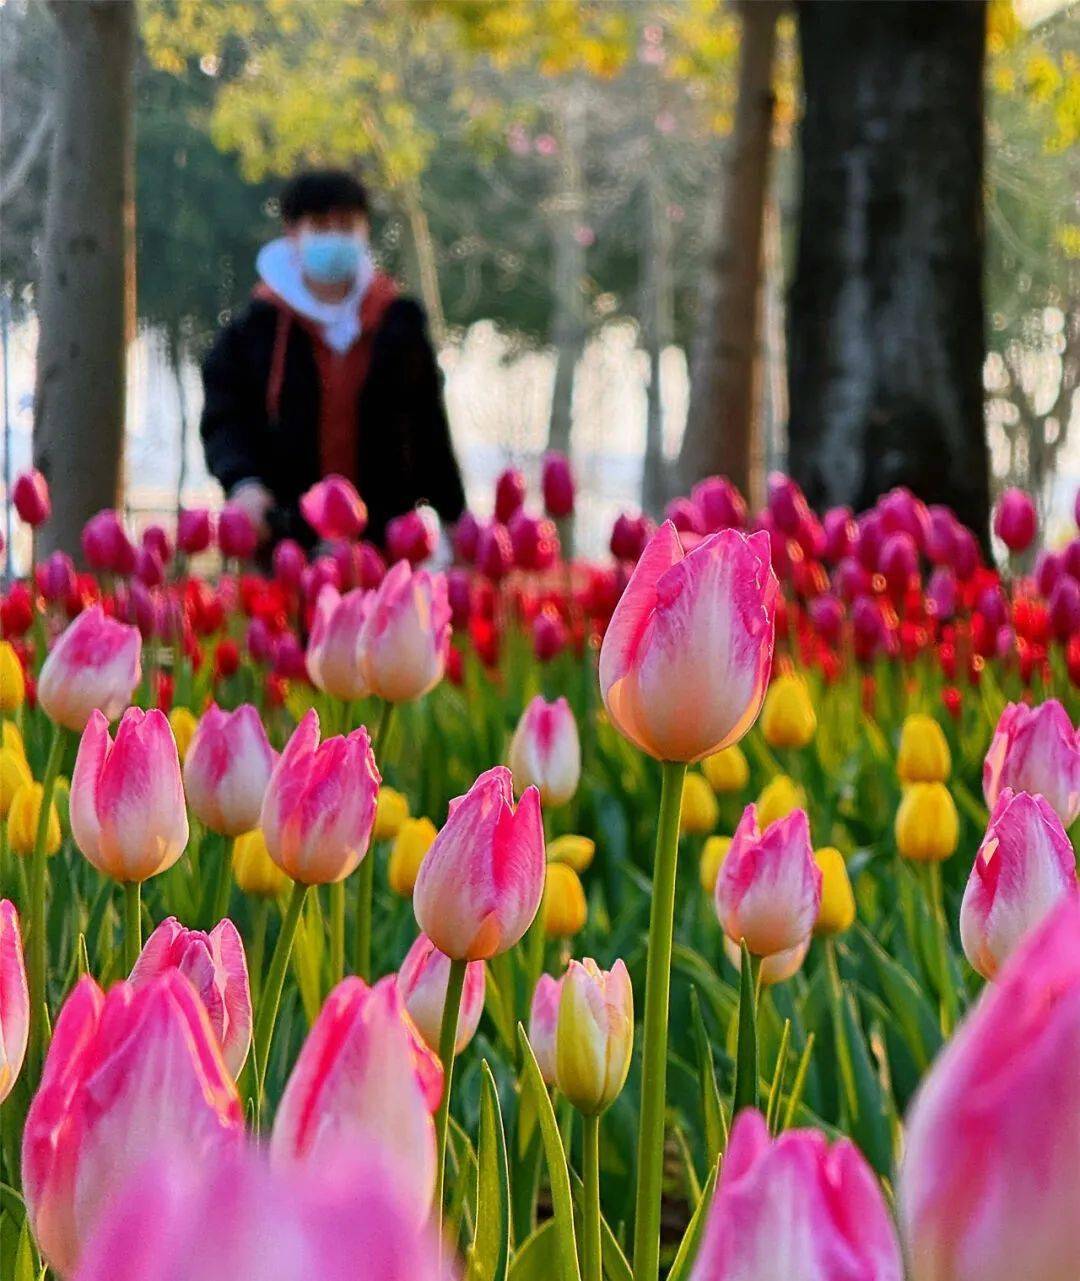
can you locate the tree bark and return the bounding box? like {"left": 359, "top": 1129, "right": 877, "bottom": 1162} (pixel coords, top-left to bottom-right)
{"left": 641, "top": 159, "right": 674, "bottom": 516}
{"left": 33, "top": 0, "right": 135, "bottom": 559}
{"left": 788, "top": 0, "right": 990, "bottom": 542}
{"left": 679, "top": 0, "right": 780, "bottom": 507}
{"left": 547, "top": 86, "right": 587, "bottom": 456}
{"left": 402, "top": 183, "right": 446, "bottom": 347}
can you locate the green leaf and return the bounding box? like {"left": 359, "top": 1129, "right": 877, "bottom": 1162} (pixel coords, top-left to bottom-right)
{"left": 764, "top": 1018, "right": 791, "bottom": 1134}
{"left": 690, "top": 988, "right": 727, "bottom": 1162}
{"left": 857, "top": 925, "right": 942, "bottom": 1072}
{"left": 666, "top": 1159, "right": 718, "bottom": 1281}
{"left": 568, "top": 1169, "right": 632, "bottom": 1281}
{"left": 516, "top": 1024, "right": 582, "bottom": 1281}
{"left": 509, "top": 1220, "right": 560, "bottom": 1281}
{"left": 14, "top": 1215, "right": 37, "bottom": 1281}
{"left": 731, "top": 942, "right": 758, "bottom": 1116}
{"left": 469, "top": 1062, "right": 511, "bottom": 1281}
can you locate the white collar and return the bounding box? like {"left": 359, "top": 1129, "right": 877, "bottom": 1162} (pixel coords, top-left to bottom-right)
{"left": 255, "top": 237, "right": 375, "bottom": 354}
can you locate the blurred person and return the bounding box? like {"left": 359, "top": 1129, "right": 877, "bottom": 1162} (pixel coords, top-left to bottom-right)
{"left": 200, "top": 169, "right": 465, "bottom": 549}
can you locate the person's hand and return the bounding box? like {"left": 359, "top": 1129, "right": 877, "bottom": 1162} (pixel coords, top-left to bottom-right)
{"left": 229, "top": 480, "right": 275, "bottom": 543}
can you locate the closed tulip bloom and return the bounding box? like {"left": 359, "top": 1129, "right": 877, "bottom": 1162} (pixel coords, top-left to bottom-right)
{"left": 680, "top": 772, "right": 719, "bottom": 834}
{"left": 895, "top": 782, "right": 959, "bottom": 863}
{"left": 901, "top": 896, "right": 1080, "bottom": 1281}
{"left": 761, "top": 672, "right": 817, "bottom": 749}
{"left": 715, "top": 805, "right": 821, "bottom": 957}
{"left": 724, "top": 935, "right": 809, "bottom": 986}
{"left": 271, "top": 976, "right": 442, "bottom": 1218}
{"left": 217, "top": 503, "right": 257, "bottom": 559}
{"left": 691, "top": 1109, "right": 902, "bottom": 1281}
{"left": 374, "top": 785, "right": 410, "bottom": 842}
{"left": 983, "top": 699, "right": 1080, "bottom": 826}
{"left": 0, "top": 640, "right": 25, "bottom": 712}
{"left": 388, "top": 816, "right": 438, "bottom": 897}
{"left": 300, "top": 474, "right": 368, "bottom": 541}
{"left": 231, "top": 829, "right": 288, "bottom": 899}
{"left": 22, "top": 973, "right": 245, "bottom": 1278}
{"left": 129, "top": 918, "right": 252, "bottom": 1077}
{"left": 0, "top": 746, "right": 32, "bottom": 818}
{"left": 414, "top": 765, "right": 545, "bottom": 960}
{"left": 8, "top": 782, "right": 62, "bottom": 857}
{"left": 529, "top": 972, "right": 565, "bottom": 1085}
{"left": 897, "top": 713, "right": 951, "bottom": 783}
{"left": 599, "top": 522, "right": 777, "bottom": 762}
{"left": 702, "top": 743, "right": 750, "bottom": 793}
{"left": 547, "top": 833, "right": 595, "bottom": 873}
{"left": 2, "top": 720, "right": 27, "bottom": 761}
{"left": 306, "top": 586, "right": 371, "bottom": 702}
{"left": 993, "top": 487, "right": 1037, "bottom": 552}
{"left": 167, "top": 707, "right": 198, "bottom": 764}
{"left": 183, "top": 704, "right": 276, "bottom": 837}
{"left": 755, "top": 774, "right": 806, "bottom": 827}
{"left": 959, "top": 789, "right": 1075, "bottom": 980}
{"left": 358, "top": 562, "right": 451, "bottom": 703}
{"left": 555, "top": 958, "right": 633, "bottom": 1115}
{"left": 508, "top": 695, "right": 581, "bottom": 807}
{"left": 176, "top": 507, "right": 213, "bottom": 555}
{"left": 542, "top": 450, "right": 575, "bottom": 518}
{"left": 0, "top": 900, "right": 29, "bottom": 1103}
{"left": 70, "top": 709, "right": 188, "bottom": 883}
{"left": 259, "top": 710, "right": 380, "bottom": 885}
{"left": 699, "top": 835, "right": 732, "bottom": 895}
{"left": 542, "top": 862, "right": 587, "bottom": 938}
{"left": 38, "top": 606, "right": 142, "bottom": 732}
{"left": 14, "top": 468, "right": 51, "bottom": 526}
{"left": 397, "top": 933, "right": 485, "bottom": 1055}
{"left": 814, "top": 847, "right": 856, "bottom": 935}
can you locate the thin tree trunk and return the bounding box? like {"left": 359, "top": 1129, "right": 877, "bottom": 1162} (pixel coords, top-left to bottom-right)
{"left": 788, "top": 0, "right": 990, "bottom": 543}
{"left": 33, "top": 0, "right": 135, "bottom": 559}
{"left": 401, "top": 184, "right": 446, "bottom": 346}
{"left": 641, "top": 163, "right": 674, "bottom": 516}
{"left": 168, "top": 326, "right": 190, "bottom": 516}
{"left": 547, "top": 86, "right": 587, "bottom": 456}
{"left": 680, "top": 0, "right": 780, "bottom": 507}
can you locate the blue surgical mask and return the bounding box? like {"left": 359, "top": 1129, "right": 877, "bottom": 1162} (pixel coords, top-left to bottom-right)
{"left": 298, "top": 232, "right": 363, "bottom": 285}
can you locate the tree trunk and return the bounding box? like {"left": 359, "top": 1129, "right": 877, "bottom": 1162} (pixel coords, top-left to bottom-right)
{"left": 401, "top": 184, "right": 446, "bottom": 347}
{"left": 33, "top": 0, "right": 135, "bottom": 559}
{"left": 547, "top": 86, "right": 587, "bottom": 456}
{"left": 641, "top": 161, "right": 674, "bottom": 516}
{"left": 788, "top": 0, "right": 990, "bottom": 542}
{"left": 679, "top": 0, "right": 780, "bottom": 507}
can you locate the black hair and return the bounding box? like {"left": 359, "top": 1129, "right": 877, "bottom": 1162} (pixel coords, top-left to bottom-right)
{"left": 279, "top": 169, "right": 369, "bottom": 223}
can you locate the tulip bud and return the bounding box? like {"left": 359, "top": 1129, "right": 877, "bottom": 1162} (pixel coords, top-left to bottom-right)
{"left": 508, "top": 695, "right": 581, "bottom": 807}
{"left": 983, "top": 699, "right": 1080, "bottom": 827}
{"left": 414, "top": 766, "right": 545, "bottom": 960}
{"left": 547, "top": 833, "right": 595, "bottom": 873}
{"left": 218, "top": 503, "right": 257, "bottom": 559}
{"left": 723, "top": 934, "right": 809, "bottom": 985}
{"left": 177, "top": 508, "right": 213, "bottom": 555}
{"left": 542, "top": 451, "right": 575, "bottom": 518}
{"left": 555, "top": 958, "right": 633, "bottom": 1115}
{"left": 895, "top": 782, "right": 959, "bottom": 862}
{"left": 231, "top": 828, "right": 289, "bottom": 899}
{"left": 13, "top": 468, "right": 51, "bottom": 527}
{"left": 183, "top": 703, "right": 276, "bottom": 837}
{"left": 0, "top": 641, "right": 26, "bottom": 713}
{"left": 754, "top": 774, "right": 805, "bottom": 828}
{"left": 0, "top": 747, "right": 32, "bottom": 819}
{"left": 760, "top": 672, "right": 817, "bottom": 750}
{"left": 715, "top": 805, "right": 821, "bottom": 957}
{"left": 897, "top": 713, "right": 951, "bottom": 783}
{"left": 702, "top": 744, "right": 750, "bottom": 793}
{"left": 358, "top": 563, "right": 451, "bottom": 703}
{"left": 542, "top": 862, "right": 587, "bottom": 938}
{"left": 38, "top": 606, "right": 142, "bottom": 732}
{"left": 529, "top": 972, "right": 564, "bottom": 1085}
{"left": 300, "top": 474, "right": 368, "bottom": 541}
{"left": 699, "top": 835, "right": 731, "bottom": 895}
{"left": 813, "top": 846, "right": 855, "bottom": 935}
{"left": 993, "top": 487, "right": 1037, "bottom": 552}
{"left": 680, "top": 771, "right": 719, "bottom": 834}
{"left": 397, "top": 933, "right": 485, "bottom": 1055}
{"left": 7, "top": 782, "right": 62, "bottom": 857}
{"left": 385, "top": 509, "right": 435, "bottom": 565}
{"left": 374, "top": 786, "right": 410, "bottom": 842}
{"left": 305, "top": 586, "right": 370, "bottom": 702}
{"left": 388, "top": 816, "right": 437, "bottom": 897}
{"left": 494, "top": 468, "right": 527, "bottom": 524}
{"left": 0, "top": 899, "right": 29, "bottom": 1103}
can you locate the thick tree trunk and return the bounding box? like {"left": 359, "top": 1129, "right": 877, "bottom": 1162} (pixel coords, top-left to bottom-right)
{"left": 547, "top": 87, "right": 587, "bottom": 457}
{"left": 33, "top": 0, "right": 135, "bottom": 559}
{"left": 641, "top": 162, "right": 674, "bottom": 516}
{"left": 788, "top": 0, "right": 990, "bottom": 541}
{"left": 680, "top": 0, "right": 780, "bottom": 507}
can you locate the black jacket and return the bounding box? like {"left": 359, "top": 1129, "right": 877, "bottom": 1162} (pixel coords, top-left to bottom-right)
{"left": 199, "top": 288, "right": 466, "bottom": 546}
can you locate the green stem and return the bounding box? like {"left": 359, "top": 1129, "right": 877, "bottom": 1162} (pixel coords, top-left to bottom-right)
{"left": 433, "top": 956, "right": 467, "bottom": 1230}
{"left": 582, "top": 1112, "right": 602, "bottom": 1281}
{"left": 329, "top": 879, "right": 345, "bottom": 987}
{"left": 27, "top": 722, "right": 65, "bottom": 1078}
{"left": 122, "top": 881, "right": 142, "bottom": 973}
{"left": 248, "top": 899, "right": 269, "bottom": 1007}
{"left": 252, "top": 880, "right": 308, "bottom": 1107}
{"left": 924, "top": 861, "right": 957, "bottom": 1036}
{"left": 210, "top": 839, "right": 232, "bottom": 924}
{"left": 373, "top": 699, "right": 395, "bottom": 759}
{"left": 631, "top": 759, "right": 686, "bottom": 1281}
{"left": 355, "top": 700, "right": 395, "bottom": 981}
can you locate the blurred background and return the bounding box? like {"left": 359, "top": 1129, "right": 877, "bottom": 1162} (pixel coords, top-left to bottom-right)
{"left": 1, "top": 0, "right": 1078, "bottom": 564}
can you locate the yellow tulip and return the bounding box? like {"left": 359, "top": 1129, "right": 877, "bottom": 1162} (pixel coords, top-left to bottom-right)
{"left": 169, "top": 706, "right": 199, "bottom": 764}
{"left": 0, "top": 642, "right": 25, "bottom": 713}
{"left": 755, "top": 774, "right": 807, "bottom": 828}
{"left": 702, "top": 744, "right": 750, "bottom": 793}
{"left": 541, "top": 862, "right": 587, "bottom": 938}
{"left": 896, "top": 713, "right": 951, "bottom": 783}
{"left": 681, "top": 772, "right": 719, "bottom": 835}
{"left": 0, "top": 747, "right": 32, "bottom": 819}
{"left": 8, "top": 782, "right": 62, "bottom": 857}
{"left": 699, "top": 835, "right": 732, "bottom": 895}
{"left": 388, "top": 816, "right": 438, "bottom": 897}
{"left": 373, "top": 786, "right": 409, "bottom": 842}
{"left": 895, "top": 782, "right": 959, "bottom": 862}
{"left": 547, "top": 833, "right": 595, "bottom": 873}
{"left": 761, "top": 673, "right": 817, "bottom": 750}
{"left": 231, "top": 828, "right": 289, "bottom": 898}
{"left": 2, "top": 721, "right": 27, "bottom": 762}
{"left": 813, "top": 846, "right": 855, "bottom": 935}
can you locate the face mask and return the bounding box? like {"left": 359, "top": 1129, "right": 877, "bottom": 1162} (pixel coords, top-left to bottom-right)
{"left": 298, "top": 232, "right": 364, "bottom": 286}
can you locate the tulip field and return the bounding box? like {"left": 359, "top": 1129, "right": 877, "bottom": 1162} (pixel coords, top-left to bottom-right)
{"left": 1, "top": 464, "right": 1079, "bottom": 1281}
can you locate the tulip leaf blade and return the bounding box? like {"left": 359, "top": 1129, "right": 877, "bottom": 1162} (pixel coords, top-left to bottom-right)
{"left": 690, "top": 987, "right": 728, "bottom": 1162}
{"left": 516, "top": 1023, "right": 583, "bottom": 1281}
{"left": 508, "top": 1219, "right": 560, "bottom": 1281}
{"left": 666, "top": 1158, "right": 719, "bottom": 1281}
{"left": 470, "top": 1060, "right": 511, "bottom": 1281}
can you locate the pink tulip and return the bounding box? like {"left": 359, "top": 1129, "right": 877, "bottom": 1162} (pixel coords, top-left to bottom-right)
{"left": 299, "top": 474, "right": 368, "bottom": 541}
{"left": 507, "top": 695, "right": 581, "bottom": 807}
{"left": 494, "top": 467, "right": 527, "bottom": 524}
{"left": 508, "top": 510, "right": 559, "bottom": 572}
{"left": 271, "top": 976, "right": 442, "bottom": 1217}
{"left": 73, "top": 1144, "right": 452, "bottom": 1281}
{"left": 983, "top": 699, "right": 1080, "bottom": 826}
{"left": 129, "top": 918, "right": 251, "bottom": 1076}
{"left": 141, "top": 524, "right": 172, "bottom": 567}
{"left": 475, "top": 521, "right": 514, "bottom": 581}
{"left": 133, "top": 545, "right": 165, "bottom": 589}
{"left": 22, "top": 973, "right": 245, "bottom": 1278}
{"left": 533, "top": 607, "right": 567, "bottom": 662}
{"left": 609, "top": 511, "right": 654, "bottom": 562}
{"left": 715, "top": 805, "right": 821, "bottom": 957}
{"left": 723, "top": 935, "right": 809, "bottom": 986}
{"left": 691, "top": 1109, "right": 902, "bottom": 1281}
{"left": 599, "top": 521, "right": 778, "bottom": 762}
{"left": 176, "top": 508, "right": 213, "bottom": 555}
{"left": 992, "top": 487, "right": 1037, "bottom": 552}
{"left": 217, "top": 503, "right": 257, "bottom": 560}
{"left": 959, "top": 789, "right": 1076, "bottom": 980}
{"left": 356, "top": 540, "right": 387, "bottom": 589}
{"left": 14, "top": 468, "right": 51, "bottom": 526}
{"left": 81, "top": 510, "right": 134, "bottom": 575}
{"left": 1048, "top": 575, "right": 1080, "bottom": 642}
{"left": 692, "top": 476, "right": 747, "bottom": 532}
{"left": 414, "top": 766, "right": 545, "bottom": 960}
{"left": 259, "top": 709, "right": 380, "bottom": 884}
{"left": 821, "top": 505, "right": 857, "bottom": 562}
{"left": 397, "top": 933, "right": 485, "bottom": 1055}
{"left": 0, "top": 900, "right": 29, "bottom": 1104}
{"left": 542, "top": 451, "right": 575, "bottom": 518}
{"left": 358, "top": 562, "right": 451, "bottom": 703}
{"left": 271, "top": 538, "right": 306, "bottom": 589}
{"left": 38, "top": 550, "right": 77, "bottom": 603}
{"left": 901, "top": 895, "right": 1080, "bottom": 1281}
{"left": 183, "top": 703, "right": 276, "bottom": 837}
{"left": 528, "top": 972, "right": 565, "bottom": 1085}
{"left": 304, "top": 585, "right": 370, "bottom": 701}
{"left": 666, "top": 497, "right": 705, "bottom": 535}
{"left": 385, "top": 509, "right": 434, "bottom": 564}
{"left": 70, "top": 708, "right": 189, "bottom": 883}
{"left": 38, "top": 606, "right": 142, "bottom": 731}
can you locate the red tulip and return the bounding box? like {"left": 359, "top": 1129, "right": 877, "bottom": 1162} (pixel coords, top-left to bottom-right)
{"left": 14, "top": 469, "right": 51, "bottom": 527}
